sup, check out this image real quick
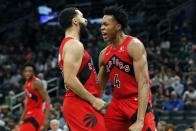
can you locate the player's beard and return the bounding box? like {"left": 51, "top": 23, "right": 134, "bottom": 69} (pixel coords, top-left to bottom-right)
{"left": 79, "top": 23, "right": 89, "bottom": 40}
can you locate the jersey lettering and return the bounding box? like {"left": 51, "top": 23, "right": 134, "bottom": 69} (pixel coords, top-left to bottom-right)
{"left": 114, "top": 74, "right": 120, "bottom": 88}
{"left": 106, "top": 55, "right": 131, "bottom": 73}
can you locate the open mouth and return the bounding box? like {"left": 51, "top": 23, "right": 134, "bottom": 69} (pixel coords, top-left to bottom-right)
{"left": 102, "top": 32, "right": 108, "bottom": 40}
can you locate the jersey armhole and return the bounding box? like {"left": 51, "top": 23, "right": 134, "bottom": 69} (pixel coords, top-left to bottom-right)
{"left": 103, "top": 45, "right": 112, "bottom": 65}
{"left": 59, "top": 37, "right": 73, "bottom": 58}
{"left": 125, "top": 36, "right": 134, "bottom": 60}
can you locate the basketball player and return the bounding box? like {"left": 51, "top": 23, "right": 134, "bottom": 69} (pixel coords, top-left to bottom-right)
{"left": 99, "top": 5, "right": 155, "bottom": 131}
{"left": 58, "top": 7, "right": 106, "bottom": 131}
{"left": 19, "top": 63, "right": 51, "bottom": 131}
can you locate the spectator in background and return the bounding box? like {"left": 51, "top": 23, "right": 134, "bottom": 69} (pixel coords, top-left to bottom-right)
{"left": 5, "top": 91, "right": 16, "bottom": 107}
{"left": 183, "top": 83, "right": 196, "bottom": 110}
{"left": 49, "top": 119, "right": 63, "bottom": 131}
{"left": 165, "top": 123, "right": 175, "bottom": 131}
{"left": 184, "top": 128, "right": 194, "bottom": 131}
{"left": 193, "top": 122, "right": 196, "bottom": 131}
{"left": 164, "top": 91, "right": 184, "bottom": 111}
{"left": 0, "top": 120, "right": 6, "bottom": 131}
{"left": 63, "top": 125, "right": 69, "bottom": 131}
{"left": 157, "top": 121, "right": 167, "bottom": 131}
{"left": 171, "top": 76, "right": 184, "bottom": 96}
{"left": 160, "top": 38, "right": 171, "bottom": 50}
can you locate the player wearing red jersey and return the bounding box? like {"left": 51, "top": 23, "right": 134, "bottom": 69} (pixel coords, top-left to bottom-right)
{"left": 58, "top": 7, "right": 106, "bottom": 131}
{"left": 19, "top": 63, "right": 51, "bottom": 131}
{"left": 99, "top": 5, "right": 155, "bottom": 131}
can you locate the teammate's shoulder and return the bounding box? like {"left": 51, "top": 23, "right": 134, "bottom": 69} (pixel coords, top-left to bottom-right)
{"left": 128, "top": 37, "right": 144, "bottom": 49}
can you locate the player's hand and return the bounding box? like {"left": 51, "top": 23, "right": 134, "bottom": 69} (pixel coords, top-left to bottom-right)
{"left": 91, "top": 98, "right": 106, "bottom": 111}
{"left": 129, "top": 120, "right": 144, "bottom": 131}
{"left": 101, "top": 102, "right": 109, "bottom": 114}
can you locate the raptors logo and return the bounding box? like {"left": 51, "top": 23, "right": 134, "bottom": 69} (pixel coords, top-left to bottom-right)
{"left": 83, "top": 114, "right": 97, "bottom": 128}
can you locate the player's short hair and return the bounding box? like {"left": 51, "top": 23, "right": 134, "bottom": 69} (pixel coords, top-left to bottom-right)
{"left": 58, "top": 7, "right": 78, "bottom": 30}
{"left": 22, "top": 62, "right": 36, "bottom": 73}
{"left": 104, "top": 5, "right": 128, "bottom": 30}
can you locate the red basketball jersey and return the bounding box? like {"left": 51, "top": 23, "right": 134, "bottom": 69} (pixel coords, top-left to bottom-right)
{"left": 23, "top": 76, "right": 44, "bottom": 111}
{"left": 58, "top": 37, "right": 100, "bottom": 97}
{"left": 104, "top": 36, "right": 150, "bottom": 99}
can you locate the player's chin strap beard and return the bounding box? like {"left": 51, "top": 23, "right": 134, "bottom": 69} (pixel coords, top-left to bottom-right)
{"left": 79, "top": 23, "right": 89, "bottom": 40}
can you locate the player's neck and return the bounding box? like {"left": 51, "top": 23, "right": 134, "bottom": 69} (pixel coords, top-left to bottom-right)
{"left": 26, "top": 76, "right": 34, "bottom": 82}
{"left": 112, "top": 32, "right": 126, "bottom": 48}
{"left": 65, "top": 28, "right": 79, "bottom": 40}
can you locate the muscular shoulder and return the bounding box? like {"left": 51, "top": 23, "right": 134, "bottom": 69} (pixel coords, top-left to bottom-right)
{"left": 128, "top": 37, "right": 145, "bottom": 52}
{"left": 127, "top": 37, "right": 146, "bottom": 60}
{"left": 64, "top": 39, "right": 84, "bottom": 51}
{"left": 63, "top": 39, "right": 84, "bottom": 57}
{"left": 32, "top": 79, "right": 43, "bottom": 89}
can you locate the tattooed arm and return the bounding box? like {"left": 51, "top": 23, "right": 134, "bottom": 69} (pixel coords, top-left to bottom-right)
{"left": 127, "top": 38, "right": 150, "bottom": 131}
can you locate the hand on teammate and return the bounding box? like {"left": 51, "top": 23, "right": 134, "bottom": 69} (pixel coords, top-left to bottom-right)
{"left": 100, "top": 102, "right": 109, "bottom": 114}
{"left": 129, "top": 120, "right": 144, "bottom": 131}
{"left": 91, "top": 97, "right": 106, "bottom": 111}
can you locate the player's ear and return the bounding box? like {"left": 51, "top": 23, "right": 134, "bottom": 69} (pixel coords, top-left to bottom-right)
{"left": 116, "top": 24, "right": 122, "bottom": 31}
{"left": 72, "top": 18, "right": 78, "bottom": 25}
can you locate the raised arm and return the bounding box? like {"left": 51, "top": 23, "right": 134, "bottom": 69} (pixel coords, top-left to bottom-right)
{"left": 128, "top": 38, "right": 150, "bottom": 131}
{"left": 62, "top": 39, "right": 105, "bottom": 111}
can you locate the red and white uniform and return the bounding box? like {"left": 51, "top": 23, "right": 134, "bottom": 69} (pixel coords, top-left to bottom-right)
{"left": 58, "top": 37, "right": 106, "bottom": 131}
{"left": 104, "top": 36, "right": 155, "bottom": 131}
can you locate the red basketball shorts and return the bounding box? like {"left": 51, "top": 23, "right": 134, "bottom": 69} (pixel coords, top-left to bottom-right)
{"left": 105, "top": 97, "right": 155, "bottom": 131}
{"left": 62, "top": 96, "right": 106, "bottom": 131}
{"left": 19, "top": 108, "right": 44, "bottom": 131}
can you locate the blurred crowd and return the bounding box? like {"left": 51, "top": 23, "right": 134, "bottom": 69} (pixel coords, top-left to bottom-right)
{"left": 156, "top": 121, "right": 196, "bottom": 131}
{"left": 0, "top": 0, "right": 195, "bottom": 130}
